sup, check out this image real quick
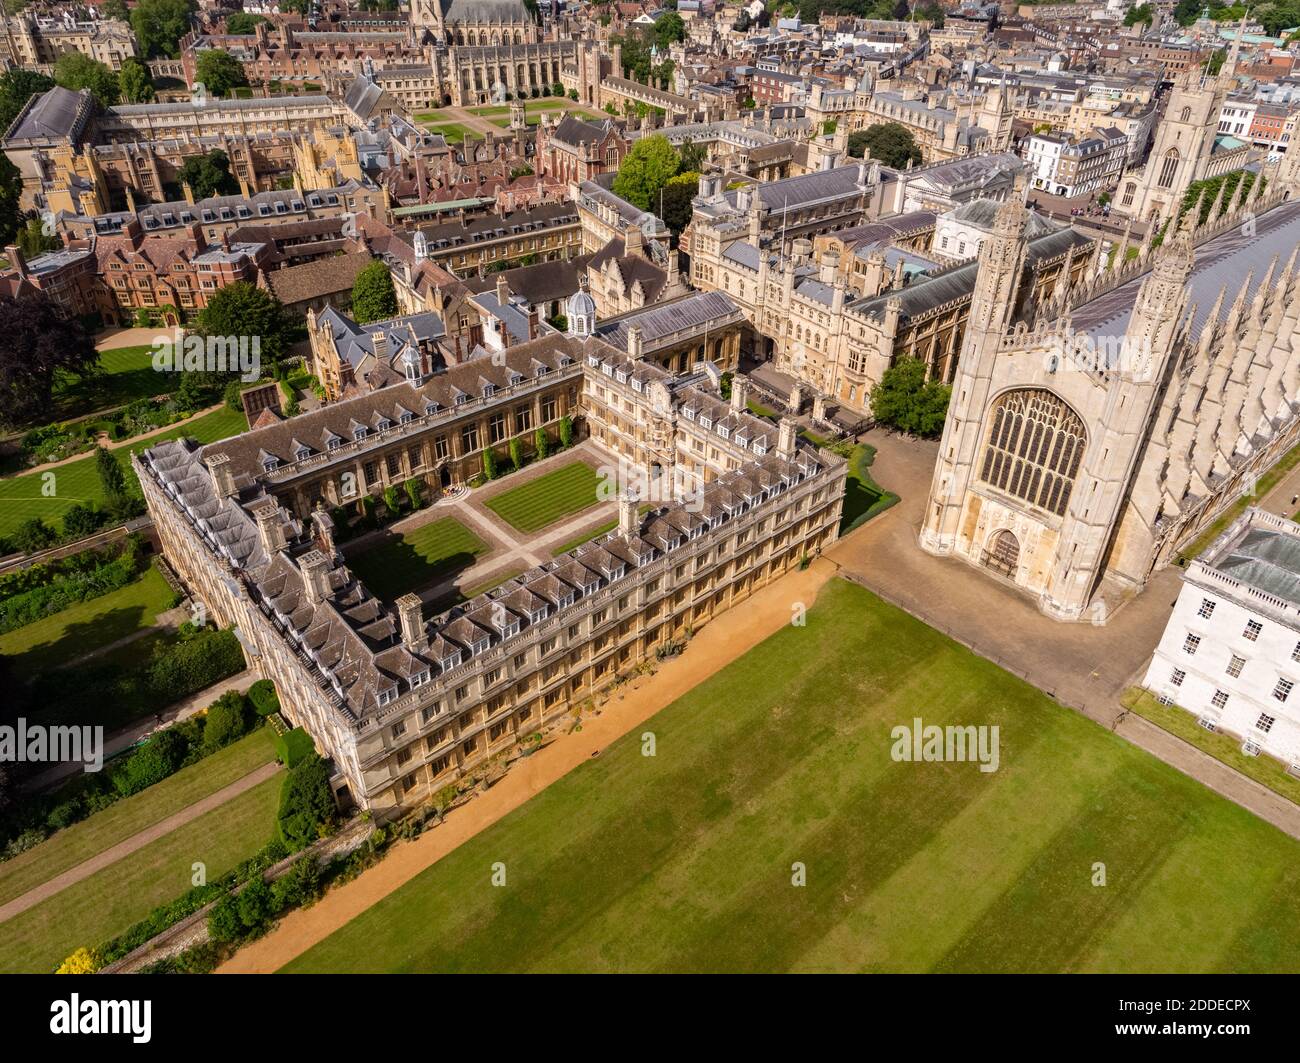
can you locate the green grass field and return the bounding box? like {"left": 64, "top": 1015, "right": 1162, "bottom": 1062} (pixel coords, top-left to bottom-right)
{"left": 0, "top": 562, "right": 175, "bottom": 679}
{"left": 840, "top": 444, "right": 899, "bottom": 533}
{"left": 287, "top": 580, "right": 1300, "bottom": 973}
{"left": 485, "top": 460, "right": 604, "bottom": 533}
{"left": 0, "top": 728, "right": 277, "bottom": 910}
{"left": 0, "top": 770, "right": 281, "bottom": 972}
{"left": 0, "top": 406, "right": 246, "bottom": 539}
{"left": 423, "top": 122, "right": 481, "bottom": 144}
{"left": 346, "top": 516, "right": 488, "bottom": 601}
{"left": 52, "top": 345, "right": 170, "bottom": 420}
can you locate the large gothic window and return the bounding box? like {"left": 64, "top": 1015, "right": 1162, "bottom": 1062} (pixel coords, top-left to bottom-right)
{"left": 1157, "top": 149, "right": 1180, "bottom": 189}
{"left": 979, "top": 389, "right": 1085, "bottom": 517}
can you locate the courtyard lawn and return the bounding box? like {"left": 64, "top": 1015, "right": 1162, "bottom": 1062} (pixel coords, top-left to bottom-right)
{"left": 0, "top": 405, "right": 246, "bottom": 539}
{"left": 346, "top": 516, "right": 488, "bottom": 601}
{"left": 549, "top": 503, "right": 654, "bottom": 557}
{"left": 287, "top": 579, "right": 1300, "bottom": 974}
{"left": 0, "top": 728, "right": 277, "bottom": 911}
{"left": 0, "top": 771, "right": 281, "bottom": 972}
{"left": 51, "top": 344, "right": 170, "bottom": 420}
{"left": 485, "top": 460, "right": 604, "bottom": 533}
{"left": 0, "top": 562, "right": 176, "bottom": 680}
{"left": 839, "top": 443, "right": 899, "bottom": 533}
{"left": 423, "top": 122, "right": 481, "bottom": 145}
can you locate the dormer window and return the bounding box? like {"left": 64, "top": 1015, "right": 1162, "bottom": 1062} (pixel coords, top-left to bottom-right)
{"left": 557, "top": 592, "right": 575, "bottom": 608}
{"left": 425, "top": 401, "right": 440, "bottom": 415}
{"left": 377, "top": 686, "right": 397, "bottom": 707}
{"left": 719, "top": 426, "right": 730, "bottom": 439}
{"left": 535, "top": 365, "right": 548, "bottom": 378}
{"left": 683, "top": 407, "right": 696, "bottom": 421}
{"left": 482, "top": 383, "right": 495, "bottom": 398}
{"left": 471, "top": 635, "right": 490, "bottom": 655}
{"left": 410, "top": 668, "right": 431, "bottom": 688}
{"left": 399, "top": 411, "right": 413, "bottom": 425}
{"left": 501, "top": 617, "right": 521, "bottom": 638}
{"left": 754, "top": 442, "right": 767, "bottom": 455}
{"left": 600, "top": 362, "right": 613, "bottom": 377}
{"left": 327, "top": 436, "right": 342, "bottom": 451}
{"left": 440, "top": 650, "right": 462, "bottom": 671}
{"left": 615, "top": 369, "right": 627, "bottom": 383}
{"left": 455, "top": 392, "right": 468, "bottom": 405}
{"left": 294, "top": 447, "right": 310, "bottom": 461}
{"left": 376, "top": 418, "right": 391, "bottom": 432}
{"left": 529, "top": 606, "right": 547, "bottom": 624}
{"left": 263, "top": 457, "right": 279, "bottom": 472}
{"left": 586, "top": 354, "right": 599, "bottom": 368}
{"left": 610, "top": 563, "right": 626, "bottom": 580}
{"left": 632, "top": 378, "right": 643, "bottom": 392}
{"left": 353, "top": 426, "right": 367, "bottom": 441}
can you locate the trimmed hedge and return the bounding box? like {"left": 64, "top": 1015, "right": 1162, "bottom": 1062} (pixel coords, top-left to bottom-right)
{"left": 277, "top": 753, "right": 335, "bottom": 850}
{"left": 0, "top": 536, "right": 146, "bottom": 635}
{"left": 248, "top": 679, "right": 280, "bottom": 717}
{"left": 275, "top": 727, "right": 315, "bottom": 770}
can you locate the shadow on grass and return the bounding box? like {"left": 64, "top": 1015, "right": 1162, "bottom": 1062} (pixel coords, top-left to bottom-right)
{"left": 840, "top": 444, "right": 900, "bottom": 534}
{"left": 7, "top": 604, "right": 154, "bottom": 684}
{"left": 346, "top": 539, "right": 482, "bottom": 603}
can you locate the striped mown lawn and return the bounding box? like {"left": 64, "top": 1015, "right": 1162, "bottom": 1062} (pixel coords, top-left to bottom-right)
{"left": 0, "top": 562, "right": 176, "bottom": 679}
{"left": 346, "top": 516, "right": 488, "bottom": 601}
{"left": 0, "top": 770, "right": 281, "bottom": 972}
{"left": 287, "top": 579, "right": 1300, "bottom": 974}
{"left": 0, "top": 728, "right": 277, "bottom": 911}
{"left": 52, "top": 344, "right": 171, "bottom": 420}
{"left": 0, "top": 406, "right": 246, "bottom": 539}
{"left": 485, "top": 460, "right": 605, "bottom": 533}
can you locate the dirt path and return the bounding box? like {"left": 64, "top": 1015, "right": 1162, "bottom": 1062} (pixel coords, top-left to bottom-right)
{"left": 218, "top": 556, "right": 839, "bottom": 974}
{"left": 0, "top": 761, "right": 281, "bottom": 924}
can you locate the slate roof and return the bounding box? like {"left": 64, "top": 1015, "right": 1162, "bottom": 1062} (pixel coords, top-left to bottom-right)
{"left": 5, "top": 86, "right": 92, "bottom": 142}
{"left": 595, "top": 290, "right": 744, "bottom": 352}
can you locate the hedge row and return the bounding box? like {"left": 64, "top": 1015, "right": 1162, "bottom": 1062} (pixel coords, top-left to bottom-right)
{"left": 0, "top": 536, "right": 147, "bottom": 635}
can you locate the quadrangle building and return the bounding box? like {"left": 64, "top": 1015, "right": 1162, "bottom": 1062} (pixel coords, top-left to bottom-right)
{"left": 136, "top": 319, "right": 846, "bottom": 816}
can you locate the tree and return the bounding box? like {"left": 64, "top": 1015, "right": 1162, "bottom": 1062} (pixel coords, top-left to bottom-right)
{"left": 131, "top": 0, "right": 197, "bottom": 59}
{"left": 177, "top": 149, "right": 238, "bottom": 200}
{"left": 482, "top": 446, "right": 498, "bottom": 480}
{"left": 0, "top": 154, "right": 21, "bottom": 245}
{"left": 677, "top": 137, "right": 706, "bottom": 173}
{"left": 0, "top": 292, "right": 97, "bottom": 428}
{"left": 848, "top": 123, "right": 922, "bottom": 169}
{"left": 0, "top": 68, "right": 53, "bottom": 134}
{"left": 15, "top": 215, "right": 60, "bottom": 258}
{"left": 654, "top": 10, "right": 686, "bottom": 48}
{"left": 869, "top": 357, "right": 950, "bottom": 437}
{"left": 559, "top": 414, "right": 573, "bottom": 448}
{"left": 11, "top": 517, "right": 55, "bottom": 553}
{"left": 194, "top": 281, "right": 292, "bottom": 374}
{"left": 203, "top": 690, "right": 250, "bottom": 750}
{"left": 276, "top": 753, "right": 335, "bottom": 850}
{"left": 404, "top": 477, "right": 423, "bottom": 510}
{"left": 612, "top": 134, "right": 681, "bottom": 211}
{"left": 350, "top": 260, "right": 398, "bottom": 324}
{"left": 660, "top": 171, "right": 699, "bottom": 235}
{"left": 102, "top": 0, "right": 130, "bottom": 19}
{"left": 226, "top": 12, "right": 266, "bottom": 33}
{"left": 1124, "top": 3, "right": 1153, "bottom": 25}
{"left": 53, "top": 53, "right": 118, "bottom": 108}
{"left": 95, "top": 445, "right": 130, "bottom": 513}
{"left": 534, "top": 427, "right": 550, "bottom": 461}
{"left": 509, "top": 436, "right": 524, "bottom": 471}
{"left": 118, "top": 57, "right": 155, "bottom": 104}
{"left": 195, "top": 49, "right": 248, "bottom": 98}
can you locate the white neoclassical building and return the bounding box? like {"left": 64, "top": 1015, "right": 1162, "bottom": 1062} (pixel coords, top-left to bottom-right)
{"left": 1142, "top": 508, "right": 1300, "bottom": 770}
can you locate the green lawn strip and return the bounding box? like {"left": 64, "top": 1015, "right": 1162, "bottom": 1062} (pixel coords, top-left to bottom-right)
{"left": 840, "top": 444, "right": 899, "bottom": 533}
{"left": 427, "top": 567, "right": 528, "bottom": 614}
{"left": 345, "top": 516, "right": 488, "bottom": 601}
{"left": 1122, "top": 687, "right": 1300, "bottom": 806}
{"left": 422, "top": 122, "right": 482, "bottom": 144}
{"left": 0, "top": 562, "right": 175, "bottom": 680}
{"left": 286, "top": 580, "right": 1300, "bottom": 974}
{"left": 549, "top": 503, "right": 653, "bottom": 557}
{"left": 0, "top": 772, "right": 282, "bottom": 973}
{"left": 484, "top": 460, "right": 604, "bottom": 533}
{"left": 0, "top": 728, "right": 277, "bottom": 910}
{"left": 0, "top": 406, "right": 246, "bottom": 538}
{"left": 51, "top": 345, "right": 170, "bottom": 420}
{"left": 1177, "top": 440, "right": 1300, "bottom": 561}
{"left": 746, "top": 398, "right": 779, "bottom": 418}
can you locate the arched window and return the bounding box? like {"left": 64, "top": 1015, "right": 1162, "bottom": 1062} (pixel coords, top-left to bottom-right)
{"left": 1157, "top": 148, "right": 1180, "bottom": 189}
{"left": 979, "top": 389, "right": 1085, "bottom": 517}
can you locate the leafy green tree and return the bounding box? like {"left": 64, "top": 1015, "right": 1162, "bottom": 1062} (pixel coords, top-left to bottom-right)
{"left": 131, "top": 0, "right": 197, "bottom": 59}
{"left": 0, "top": 153, "right": 21, "bottom": 245}
{"left": 118, "top": 57, "right": 156, "bottom": 103}
{"left": 236, "top": 876, "right": 271, "bottom": 928}
{"left": 482, "top": 446, "right": 498, "bottom": 480}
{"left": 350, "top": 260, "right": 398, "bottom": 324}
{"left": 11, "top": 517, "right": 55, "bottom": 553}
{"left": 195, "top": 49, "right": 248, "bottom": 97}
{"left": 847, "top": 123, "right": 922, "bottom": 169}
{"left": 226, "top": 12, "right": 266, "bottom": 33}
{"left": 660, "top": 171, "right": 698, "bottom": 235}
{"left": 177, "top": 149, "right": 238, "bottom": 199}
{"left": 0, "top": 291, "right": 97, "bottom": 429}
{"left": 869, "top": 357, "right": 950, "bottom": 437}
{"left": 207, "top": 895, "right": 242, "bottom": 943}
{"left": 276, "top": 753, "right": 336, "bottom": 850}
{"left": 1124, "top": 3, "right": 1153, "bottom": 25}
{"left": 534, "top": 427, "right": 550, "bottom": 461}
{"left": 0, "top": 68, "right": 53, "bottom": 134}
{"left": 202, "top": 690, "right": 250, "bottom": 750}
{"left": 95, "top": 445, "right": 130, "bottom": 512}
{"left": 677, "top": 137, "right": 706, "bottom": 173}
{"left": 559, "top": 414, "right": 573, "bottom": 448}
{"left": 612, "top": 134, "right": 681, "bottom": 211}
{"left": 15, "top": 215, "right": 59, "bottom": 258}
{"left": 654, "top": 10, "right": 686, "bottom": 47}
{"left": 54, "top": 53, "right": 119, "bottom": 108}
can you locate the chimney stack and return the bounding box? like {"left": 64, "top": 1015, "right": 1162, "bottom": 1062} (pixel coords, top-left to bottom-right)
{"left": 299, "top": 550, "right": 333, "bottom": 604}
{"left": 396, "top": 593, "right": 426, "bottom": 650}
{"left": 6, "top": 244, "right": 26, "bottom": 279}
{"left": 251, "top": 499, "right": 287, "bottom": 555}
{"left": 496, "top": 273, "right": 509, "bottom": 308}
{"left": 624, "top": 224, "right": 643, "bottom": 258}
{"left": 730, "top": 373, "right": 748, "bottom": 412}
{"left": 311, "top": 505, "right": 336, "bottom": 557}
{"left": 777, "top": 417, "right": 798, "bottom": 458}
{"left": 206, "top": 453, "right": 237, "bottom": 498}
{"left": 371, "top": 330, "right": 388, "bottom": 361}
{"left": 627, "top": 324, "right": 643, "bottom": 359}
{"left": 618, "top": 492, "right": 640, "bottom": 537}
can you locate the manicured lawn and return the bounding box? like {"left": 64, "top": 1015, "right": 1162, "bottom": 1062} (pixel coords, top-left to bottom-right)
{"left": 0, "top": 405, "right": 246, "bottom": 539}
{"left": 346, "top": 516, "right": 488, "bottom": 601}
{"left": 288, "top": 580, "right": 1300, "bottom": 973}
{"left": 0, "top": 771, "right": 281, "bottom": 972}
{"left": 0, "top": 728, "right": 277, "bottom": 910}
{"left": 485, "top": 460, "right": 604, "bottom": 533}
{"left": 549, "top": 504, "right": 654, "bottom": 557}
{"left": 423, "top": 122, "right": 481, "bottom": 144}
{"left": 1123, "top": 688, "right": 1300, "bottom": 806}
{"left": 0, "top": 562, "right": 175, "bottom": 680}
{"left": 839, "top": 444, "right": 899, "bottom": 533}
{"left": 747, "top": 398, "right": 779, "bottom": 419}
{"left": 51, "top": 345, "right": 170, "bottom": 420}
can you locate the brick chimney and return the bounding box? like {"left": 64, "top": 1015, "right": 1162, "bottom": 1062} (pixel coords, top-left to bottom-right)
{"left": 251, "top": 498, "right": 287, "bottom": 554}
{"left": 299, "top": 549, "right": 332, "bottom": 604}
{"left": 496, "top": 273, "right": 509, "bottom": 308}
{"left": 396, "top": 593, "right": 426, "bottom": 650}
{"left": 206, "top": 453, "right": 237, "bottom": 497}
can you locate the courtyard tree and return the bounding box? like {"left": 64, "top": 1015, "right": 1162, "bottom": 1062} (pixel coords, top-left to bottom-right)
{"left": 509, "top": 436, "right": 524, "bottom": 471}
{"left": 0, "top": 68, "right": 53, "bottom": 135}
{"left": 868, "top": 356, "right": 951, "bottom": 438}
{"left": 118, "top": 57, "right": 155, "bottom": 103}
{"left": 195, "top": 49, "right": 249, "bottom": 98}
{"left": 559, "top": 414, "right": 573, "bottom": 448}
{"left": 847, "top": 122, "right": 922, "bottom": 169}
{"left": 660, "top": 171, "right": 699, "bottom": 236}
{"left": 0, "top": 292, "right": 97, "bottom": 428}
{"left": 131, "top": 0, "right": 197, "bottom": 59}
{"left": 534, "top": 427, "right": 550, "bottom": 461}
{"left": 54, "top": 53, "right": 119, "bottom": 108}
{"left": 350, "top": 260, "right": 398, "bottom": 324}
{"left": 225, "top": 12, "right": 266, "bottom": 33}
{"left": 194, "top": 281, "right": 294, "bottom": 378}
{"left": 612, "top": 134, "right": 682, "bottom": 211}
{"left": 95, "top": 445, "right": 130, "bottom": 514}
{"left": 177, "top": 149, "right": 238, "bottom": 199}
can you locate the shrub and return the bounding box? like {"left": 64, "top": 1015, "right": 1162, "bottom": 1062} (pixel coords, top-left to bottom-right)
{"left": 534, "top": 427, "right": 550, "bottom": 461}
{"left": 235, "top": 875, "right": 272, "bottom": 929}
{"left": 11, "top": 517, "right": 56, "bottom": 554}
{"left": 482, "top": 446, "right": 498, "bottom": 480}
{"left": 382, "top": 484, "right": 401, "bottom": 517}
{"left": 202, "top": 691, "right": 250, "bottom": 750}
{"left": 113, "top": 728, "right": 187, "bottom": 797}
{"left": 0, "top": 537, "right": 145, "bottom": 635}
{"left": 404, "top": 477, "right": 423, "bottom": 510}
{"left": 207, "top": 895, "right": 242, "bottom": 943}
{"left": 61, "top": 502, "right": 106, "bottom": 539}
{"left": 558, "top": 414, "right": 573, "bottom": 448}
{"left": 509, "top": 437, "right": 523, "bottom": 471}
{"left": 147, "top": 627, "right": 245, "bottom": 705}
{"left": 275, "top": 726, "right": 314, "bottom": 769}
{"left": 247, "top": 679, "right": 280, "bottom": 717}
{"left": 277, "top": 753, "right": 335, "bottom": 850}
{"left": 56, "top": 946, "right": 101, "bottom": 974}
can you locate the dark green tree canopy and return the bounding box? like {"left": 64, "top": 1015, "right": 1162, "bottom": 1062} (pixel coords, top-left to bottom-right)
{"left": 131, "top": 0, "right": 197, "bottom": 59}
{"left": 350, "top": 260, "right": 399, "bottom": 324}
{"left": 869, "top": 357, "right": 951, "bottom": 438}
{"left": 195, "top": 49, "right": 249, "bottom": 98}
{"left": 54, "top": 53, "right": 119, "bottom": 108}
{"left": 178, "top": 149, "right": 239, "bottom": 200}
{"left": 0, "top": 293, "right": 98, "bottom": 429}
{"left": 847, "top": 122, "right": 923, "bottom": 169}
